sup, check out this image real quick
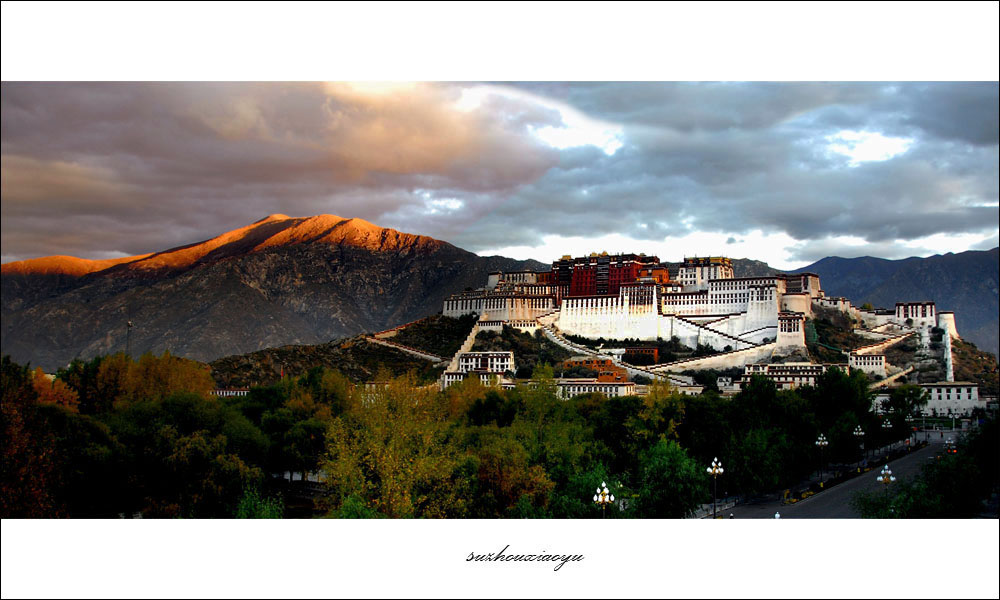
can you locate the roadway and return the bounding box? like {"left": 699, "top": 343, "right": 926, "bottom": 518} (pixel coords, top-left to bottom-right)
{"left": 725, "top": 436, "right": 949, "bottom": 519}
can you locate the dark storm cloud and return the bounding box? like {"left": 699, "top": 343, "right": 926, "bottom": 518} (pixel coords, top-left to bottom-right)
{"left": 441, "top": 82, "right": 998, "bottom": 260}
{"left": 1, "top": 82, "right": 997, "bottom": 265}
{"left": 1, "top": 82, "right": 560, "bottom": 261}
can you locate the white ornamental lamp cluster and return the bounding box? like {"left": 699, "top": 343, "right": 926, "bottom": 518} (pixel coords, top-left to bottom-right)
{"left": 593, "top": 481, "right": 614, "bottom": 518}
{"left": 881, "top": 419, "right": 894, "bottom": 453}
{"left": 815, "top": 434, "right": 829, "bottom": 484}
{"left": 706, "top": 457, "right": 724, "bottom": 519}
{"left": 853, "top": 425, "right": 865, "bottom": 471}
{"left": 876, "top": 465, "right": 896, "bottom": 495}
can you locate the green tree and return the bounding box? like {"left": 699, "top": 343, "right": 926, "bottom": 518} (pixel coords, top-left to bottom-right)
{"left": 634, "top": 440, "right": 708, "bottom": 518}
{"left": 234, "top": 486, "right": 284, "bottom": 518}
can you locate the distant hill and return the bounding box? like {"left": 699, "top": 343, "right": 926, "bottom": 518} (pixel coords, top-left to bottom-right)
{"left": 731, "top": 258, "right": 783, "bottom": 278}
{"left": 792, "top": 248, "right": 999, "bottom": 356}
{"left": 1, "top": 214, "right": 544, "bottom": 371}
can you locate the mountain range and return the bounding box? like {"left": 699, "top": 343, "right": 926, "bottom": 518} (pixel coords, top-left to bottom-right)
{"left": 789, "top": 248, "right": 999, "bottom": 357}
{"left": 1, "top": 214, "right": 543, "bottom": 371}
{"left": 2, "top": 214, "right": 997, "bottom": 370}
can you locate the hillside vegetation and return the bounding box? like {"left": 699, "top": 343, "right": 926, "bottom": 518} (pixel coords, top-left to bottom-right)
{"left": 210, "top": 336, "right": 445, "bottom": 388}
{"left": 952, "top": 338, "right": 1000, "bottom": 396}
{"left": 387, "top": 314, "right": 478, "bottom": 357}
{"left": 470, "top": 326, "right": 573, "bottom": 378}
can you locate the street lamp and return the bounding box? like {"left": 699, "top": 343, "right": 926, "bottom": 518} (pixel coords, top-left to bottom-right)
{"left": 882, "top": 419, "right": 893, "bottom": 455}
{"left": 706, "top": 458, "right": 724, "bottom": 519}
{"left": 876, "top": 465, "right": 896, "bottom": 498}
{"left": 593, "top": 481, "right": 614, "bottom": 518}
{"left": 815, "top": 434, "right": 829, "bottom": 487}
{"left": 853, "top": 425, "right": 865, "bottom": 472}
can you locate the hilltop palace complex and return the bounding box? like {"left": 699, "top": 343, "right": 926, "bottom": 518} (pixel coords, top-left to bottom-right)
{"left": 433, "top": 253, "right": 985, "bottom": 416}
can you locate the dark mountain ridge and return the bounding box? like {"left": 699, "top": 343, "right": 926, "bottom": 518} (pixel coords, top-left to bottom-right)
{"left": 791, "top": 248, "right": 999, "bottom": 356}
{"left": 1, "top": 215, "right": 544, "bottom": 370}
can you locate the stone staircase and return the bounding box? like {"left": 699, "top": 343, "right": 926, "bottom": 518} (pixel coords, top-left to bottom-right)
{"left": 535, "top": 316, "right": 692, "bottom": 387}
{"left": 672, "top": 314, "right": 760, "bottom": 350}
{"left": 364, "top": 336, "right": 449, "bottom": 363}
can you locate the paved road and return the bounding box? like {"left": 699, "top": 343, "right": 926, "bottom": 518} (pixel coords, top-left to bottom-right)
{"left": 726, "top": 437, "right": 949, "bottom": 519}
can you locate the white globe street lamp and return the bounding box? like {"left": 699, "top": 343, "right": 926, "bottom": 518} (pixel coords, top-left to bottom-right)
{"left": 706, "top": 458, "right": 724, "bottom": 519}
{"left": 876, "top": 464, "right": 896, "bottom": 501}
{"left": 593, "top": 481, "right": 614, "bottom": 518}
{"left": 815, "top": 434, "right": 829, "bottom": 486}
{"left": 853, "top": 425, "right": 865, "bottom": 472}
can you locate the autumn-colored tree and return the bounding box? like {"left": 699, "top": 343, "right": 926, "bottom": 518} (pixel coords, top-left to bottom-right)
{"left": 442, "top": 376, "right": 488, "bottom": 419}
{"left": 322, "top": 374, "right": 470, "bottom": 518}
{"left": 312, "top": 368, "right": 355, "bottom": 418}
{"left": 632, "top": 380, "right": 686, "bottom": 445}
{"left": 57, "top": 356, "right": 104, "bottom": 414}
{"left": 123, "top": 351, "right": 215, "bottom": 406}
{"left": 32, "top": 367, "right": 80, "bottom": 412}
{"left": 95, "top": 352, "right": 131, "bottom": 410}
{"left": 1, "top": 356, "right": 61, "bottom": 517}
{"left": 472, "top": 434, "right": 554, "bottom": 516}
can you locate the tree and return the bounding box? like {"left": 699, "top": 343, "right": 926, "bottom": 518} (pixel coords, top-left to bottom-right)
{"left": 633, "top": 381, "right": 686, "bottom": 445}
{"left": 1, "top": 356, "right": 60, "bottom": 517}
{"left": 234, "top": 486, "right": 284, "bottom": 518}
{"left": 321, "top": 374, "right": 470, "bottom": 518}
{"left": 884, "top": 385, "right": 928, "bottom": 419}
{"left": 32, "top": 367, "right": 80, "bottom": 412}
{"left": 883, "top": 385, "right": 928, "bottom": 441}
{"left": 634, "top": 440, "right": 707, "bottom": 518}
{"left": 471, "top": 433, "right": 554, "bottom": 517}
{"left": 107, "top": 391, "right": 268, "bottom": 517}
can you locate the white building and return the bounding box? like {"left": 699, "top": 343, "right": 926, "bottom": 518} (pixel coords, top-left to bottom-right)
{"left": 677, "top": 257, "right": 734, "bottom": 291}
{"left": 919, "top": 382, "right": 982, "bottom": 416}
{"left": 849, "top": 352, "right": 887, "bottom": 379}
{"left": 894, "top": 301, "right": 936, "bottom": 329}
{"left": 742, "top": 362, "right": 845, "bottom": 390}
{"left": 457, "top": 351, "right": 514, "bottom": 374}
{"left": 556, "top": 378, "right": 636, "bottom": 399}
{"left": 441, "top": 351, "right": 515, "bottom": 390}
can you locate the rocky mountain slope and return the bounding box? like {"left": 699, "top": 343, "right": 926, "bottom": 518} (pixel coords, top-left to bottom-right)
{"left": 792, "top": 248, "right": 999, "bottom": 356}
{"left": 1, "top": 214, "right": 543, "bottom": 371}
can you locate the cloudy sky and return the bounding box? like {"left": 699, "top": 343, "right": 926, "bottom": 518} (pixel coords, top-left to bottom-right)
{"left": 2, "top": 80, "right": 997, "bottom": 269}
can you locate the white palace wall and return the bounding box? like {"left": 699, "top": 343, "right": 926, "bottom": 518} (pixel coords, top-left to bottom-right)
{"left": 443, "top": 294, "right": 556, "bottom": 321}
{"left": 650, "top": 342, "right": 779, "bottom": 373}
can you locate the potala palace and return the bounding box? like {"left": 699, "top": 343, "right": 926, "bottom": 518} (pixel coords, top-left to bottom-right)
{"left": 431, "top": 253, "right": 985, "bottom": 416}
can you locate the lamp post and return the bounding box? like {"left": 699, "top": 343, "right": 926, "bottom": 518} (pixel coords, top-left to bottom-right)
{"left": 881, "top": 419, "right": 893, "bottom": 456}
{"left": 593, "top": 481, "right": 614, "bottom": 518}
{"left": 706, "top": 458, "right": 724, "bottom": 519}
{"left": 815, "top": 434, "right": 829, "bottom": 487}
{"left": 853, "top": 425, "right": 865, "bottom": 472}
{"left": 876, "top": 465, "right": 896, "bottom": 499}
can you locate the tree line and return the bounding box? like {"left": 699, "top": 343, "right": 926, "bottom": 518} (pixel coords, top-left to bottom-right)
{"left": 2, "top": 352, "right": 954, "bottom": 518}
